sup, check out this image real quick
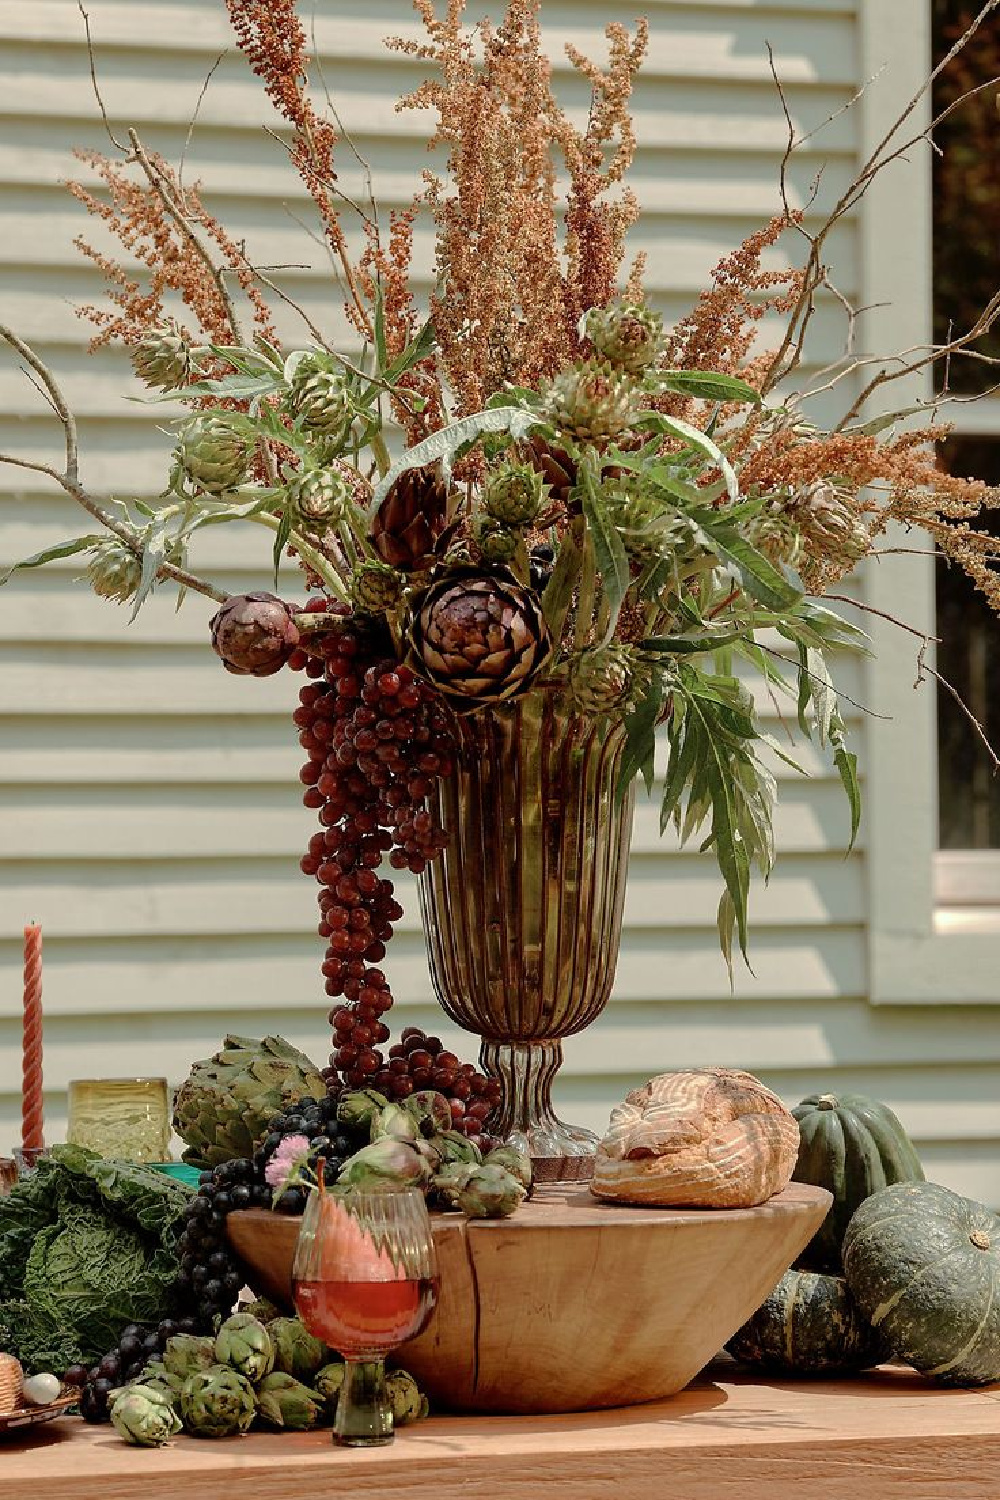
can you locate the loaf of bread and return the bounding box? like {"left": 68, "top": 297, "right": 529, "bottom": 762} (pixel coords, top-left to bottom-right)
{"left": 591, "top": 1068, "right": 799, "bottom": 1208}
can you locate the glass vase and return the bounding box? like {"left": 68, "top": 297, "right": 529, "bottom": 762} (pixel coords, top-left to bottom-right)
{"left": 419, "top": 687, "right": 635, "bottom": 1179}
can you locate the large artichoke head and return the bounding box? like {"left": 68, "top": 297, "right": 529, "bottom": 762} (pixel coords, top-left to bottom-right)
{"left": 172, "top": 1034, "right": 328, "bottom": 1168}
{"left": 180, "top": 1365, "right": 257, "bottom": 1439}
{"left": 111, "top": 1385, "right": 183, "bottom": 1447}
{"left": 214, "top": 1313, "right": 275, "bottom": 1384}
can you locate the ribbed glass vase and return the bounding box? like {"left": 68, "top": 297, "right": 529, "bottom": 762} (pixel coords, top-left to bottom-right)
{"left": 419, "top": 688, "right": 635, "bottom": 1180}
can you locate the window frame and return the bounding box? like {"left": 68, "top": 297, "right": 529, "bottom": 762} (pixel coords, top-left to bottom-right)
{"left": 861, "top": 3, "right": 1000, "bottom": 1004}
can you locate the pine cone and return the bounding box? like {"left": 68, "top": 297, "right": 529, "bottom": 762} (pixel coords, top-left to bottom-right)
{"left": 132, "top": 326, "right": 197, "bottom": 391}
{"left": 176, "top": 415, "right": 251, "bottom": 495}
{"left": 289, "top": 359, "right": 351, "bottom": 437}
{"left": 352, "top": 560, "right": 403, "bottom": 614}
{"left": 483, "top": 463, "right": 544, "bottom": 528}
{"left": 86, "top": 538, "right": 142, "bottom": 605}
{"left": 567, "top": 645, "right": 633, "bottom": 718}
{"left": 371, "top": 467, "right": 448, "bottom": 570}
{"left": 525, "top": 437, "right": 577, "bottom": 504}
{"left": 584, "top": 303, "right": 664, "bottom": 374}
{"left": 285, "top": 467, "right": 351, "bottom": 532}
{"left": 210, "top": 592, "right": 300, "bottom": 677}
{"left": 542, "top": 360, "right": 643, "bottom": 445}
{"left": 410, "top": 571, "right": 552, "bottom": 705}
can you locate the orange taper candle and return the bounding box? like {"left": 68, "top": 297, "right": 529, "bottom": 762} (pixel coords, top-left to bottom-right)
{"left": 22, "top": 924, "right": 44, "bottom": 1153}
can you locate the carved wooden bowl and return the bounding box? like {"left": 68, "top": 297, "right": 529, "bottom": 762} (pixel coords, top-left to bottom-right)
{"left": 227, "top": 1181, "right": 830, "bottom": 1414}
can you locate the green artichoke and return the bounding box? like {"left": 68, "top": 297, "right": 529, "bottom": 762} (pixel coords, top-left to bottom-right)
{"left": 584, "top": 302, "right": 664, "bottom": 374}
{"left": 433, "top": 1131, "right": 483, "bottom": 1168}
{"left": 385, "top": 1368, "right": 428, "bottom": 1426}
{"left": 566, "top": 644, "right": 634, "bottom": 718}
{"left": 336, "top": 1137, "right": 432, "bottom": 1191}
{"left": 239, "top": 1297, "right": 281, "bottom": 1327}
{"left": 172, "top": 1034, "right": 327, "bottom": 1169}
{"left": 404, "top": 1091, "right": 454, "bottom": 1140}
{"left": 541, "top": 359, "right": 642, "bottom": 444}
{"left": 215, "top": 1313, "right": 274, "bottom": 1384}
{"left": 284, "top": 465, "right": 351, "bottom": 532}
{"left": 457, "top": 1164, "right": 526, "bottom": 1220}
{"left": 255, "top": 1371, "right": 325, "bottom": 1431}
{"left": 430, "top": 1161, "right": 477, "bottom": 1209}
{"left": 180, "top": 1365, "right": 257, "bottom": 1439}
{"left": 473, "top": 516, "right": 520, "bottom": 565}
{"left": 175, "top": 414, "right": 251, "bottom": 494}
{"left": 314, "top": 1361, "right": 346, "bottom": 1412}
{"left": 162, "top": 1334, "right": 217, "bottom": 1382}
{"left": 86, "top": 538, "right": 142, "bottom": 606}
{"left": 289, "top": 358, "right": 352, "bottom": 437}
{"left": 111, "top": 1385, "right": 183, "bottom": 1447}
{"left": 268, "top": 1317, "right": 327, "bottom": 1383}
{"left": 483, "top": 462, "right": 545, "bottom": 527}
{"left": 131, "top": 326, "right": 198, "bottom": 391}
{"left": 337, "top": 1088, "right": 388, "bottom": 1133}
{"left": 352, "top": 559, "right": 403, "bottom": 614}
{"left": 370, "top": 1102, "right": 420, "bottom": 1145}
{"left": 484, "top": 1142, "right": 533, "bottom": 1195}
{"left": 135, "top": 1360, "right": 184, "bottom": 1403}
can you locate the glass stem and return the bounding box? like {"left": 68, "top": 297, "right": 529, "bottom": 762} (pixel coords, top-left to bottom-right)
{"left": 334, "top": 1357, "right": 393, "bottom": 1446}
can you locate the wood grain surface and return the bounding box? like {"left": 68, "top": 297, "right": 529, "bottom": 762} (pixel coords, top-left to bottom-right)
{"left": 227, "top": 1182, "right": 831, "bottom": 1411}
{"left": 4, "top": 1365, "right": 999, "bottom": 1500}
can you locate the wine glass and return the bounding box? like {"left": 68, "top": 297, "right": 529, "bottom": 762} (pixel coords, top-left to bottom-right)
{"left": 293, "top": 1186, "right": 438, "bottom": 1446}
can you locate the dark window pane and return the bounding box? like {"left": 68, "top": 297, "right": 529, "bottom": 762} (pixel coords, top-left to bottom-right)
{"left": 936, "top": 436, "right": 1000, "bottom": 848}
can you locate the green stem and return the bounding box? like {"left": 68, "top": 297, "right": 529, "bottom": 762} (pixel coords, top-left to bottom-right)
{"left": 574, "top": 528, "right": 597, "bottom": 652}
{"left": 247, "top": 513, "right": 349, "bottom": 600}
{"left": 370, "top": 429, "right": 392, "bottom": 479}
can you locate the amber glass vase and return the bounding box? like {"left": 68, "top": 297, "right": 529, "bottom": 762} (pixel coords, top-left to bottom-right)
{"left": 419, "top": 688, "right": 635, "bottom": 1179}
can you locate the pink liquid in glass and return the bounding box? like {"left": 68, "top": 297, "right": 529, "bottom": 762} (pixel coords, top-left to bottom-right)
{"left": 295, "top": 1276, "right": 439, "bottom": 1357}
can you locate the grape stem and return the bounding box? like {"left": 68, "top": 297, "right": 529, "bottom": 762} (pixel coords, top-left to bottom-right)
{"left": 0, "top": 322, "right": 230, "bottom": 605}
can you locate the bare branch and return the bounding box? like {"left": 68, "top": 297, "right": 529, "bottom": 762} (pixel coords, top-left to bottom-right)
{"left": 916, "top": 641, "right": 1000, "bottom": 773}
{"left": 0, "top": 322, "right": 79, "bottom": 483}
{"left": 179, "top": 51, "right": 227, "bottom": 192}
{"left": 78, "top": 2, "right": 127, "bottom": 153}
{"left": 819, "top": 590, "right": 941, "bottom": 644}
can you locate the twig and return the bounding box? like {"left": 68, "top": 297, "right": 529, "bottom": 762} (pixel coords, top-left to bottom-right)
{"left": 78, "top": 2, "right": 126, "bottom": 152}
{"left": 915, "top": 641, "right": 1000, "bottom": 773}
{"left": 0, "top": 324, "right": 227, "bottom": 604}
{"left": 179, "top": 52, "right": 227, "bottom": 192}
{"left": 127, "top": 128, "right": 246, "bottom": 346}
{"left": 818, "top": 590, "right": 941, "bottom": 643}
{"left": 754, "top": 640, "right": 891, "bottom": 720}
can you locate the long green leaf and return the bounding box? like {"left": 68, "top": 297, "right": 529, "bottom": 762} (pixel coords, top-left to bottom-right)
{"left": 130, "top": 523, "right": 169, "bottom": 621}
{"left": 0, "top": 534, "right": 101, "bottom": 585}
{"left": 656, "top": 370, "right": 762, "bottom": 405}
{"left": 692, "top": 512, "right": 802, "bottom": 611}
{"left": 634, "top": 412, "right": 739, "bottom": 501}
{"left": 617, "top": 672, "right": 665, "bottom": 803}
{"left": 541, "top": 518, "right": 584, "bottom": 643}
{"left": 272, "top": 509, "right": 292, "bottom": 588}
{"left": 580, "top": 462, "right": 629, "bottom": 647}
{"left": 831, "top": 715, "right": 862, "bottom": 850}
{"left": 641, "top": 626, "right": 744, "bottom": 655}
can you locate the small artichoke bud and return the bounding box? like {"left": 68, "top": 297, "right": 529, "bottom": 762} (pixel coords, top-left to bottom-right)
{"left": 135, "top": 1360, "right": 184, "bottom": 1403}
{"left": 268, "top": 1317, "right": 327, "bottom": 1383}
{"left": 162, "top": 1334, "right": 217, "bottom": 1383}
{"left": 86, "top": 538, "right": 142, "bottom": 605}
{"left": 314, "top": 1361, "right": 346, "bottom": 1412}
{"left": 175, "top": 413, "right": 251, "bottom": 494}
{"left": 483, "top": 463, "right": 545, "bottom": 527}
{"left": 385, "top": 1368, "right": 427, "bottom": 1426}
{"left": 430, "top": 1161, "right": 477, "bottom": 1209}
{"left": 285, "top": 466, "right": 352, "bottom": 532}
{"left": 131, "top": 326, "right": 198, "bottom": 391}
{"left": 209, "top": 591, "right": 301, "bottom": 678}
{"left": 337, "top": 1088, "right": 389, "bottom": 1132}
{"left": 255, "top": 1371, "right": 324, "bottom": 1430}
{"left": 352, "top": 559, "right": 403, "bottom": 614}
{"left": 567, "top": 644, "right": 633, "bottom": 718}
{"left": 289, "top": 357, "right": 352, "bottom": 437}
{"left": 474, "top": 516, "right": 521, "bottom": 565}
{"left": 111, "top": 1385, "right": 182, "bottom": 1447}
{"left": 403, "top": 1090, "right": 454, "bottom": 1140}
{"left": 214, "top": 1313, "right": 275, "bottom": 1384}
{"left": 584, "top": 302, "right": 665, "bottom": 374}
{"left": 433, "top": 1130, "right": 484, "bottom": 1168}
{"left": 179, "top": 1365, "right": 257, "bottom": 1438}
{"left": 542, "top": 359, "right": 643, "bottom": 444}
{"left": 457, "top": 1163, "right": 526, "bottom": 1220}
{"left": 337, "top": 1137, "right": 433, "bottom": 1191}
{"left": 370, "top": 1102, "right": 421, "bottom": 1145}
{"left": 484, "top": 1142, "right": 533, "bottom": 1195}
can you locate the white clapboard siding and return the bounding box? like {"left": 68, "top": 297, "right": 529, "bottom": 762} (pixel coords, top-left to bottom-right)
{"left": 1, "top": 0, "right": 995, "bottom": 1206}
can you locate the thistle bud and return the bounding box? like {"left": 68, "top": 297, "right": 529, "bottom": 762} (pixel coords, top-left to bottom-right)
{"left": 86, "top": 538, "right": 142, "bottom": 606}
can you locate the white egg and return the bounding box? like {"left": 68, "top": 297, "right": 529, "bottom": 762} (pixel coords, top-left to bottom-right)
{"left": 22, "top": 1373, "right": 61, "bottom": 1405}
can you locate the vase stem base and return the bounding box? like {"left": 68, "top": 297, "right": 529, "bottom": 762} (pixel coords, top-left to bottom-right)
{"left": 480, "top": 1041, "right": 599, "bottom": 1182}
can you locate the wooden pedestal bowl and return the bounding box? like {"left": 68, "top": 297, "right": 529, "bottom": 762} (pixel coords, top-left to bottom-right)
{"left": 227, "top": 1180, "right": 830, "bottom": 1414}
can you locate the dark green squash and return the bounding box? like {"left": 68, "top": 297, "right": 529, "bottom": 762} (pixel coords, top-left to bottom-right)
{"left": 726, "top": 1269, "right": 888, "bottom": 1375}
{"left": 843, "top": 1181, "right": 1000, "bottom": 1386}
{"left": 792, "top": 1093, "right": 924, "bottom": 1272}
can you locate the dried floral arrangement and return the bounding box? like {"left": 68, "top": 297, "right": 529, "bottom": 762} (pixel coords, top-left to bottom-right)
{"left": 2, "top": 0, "right": 1000, "bottom": 1034}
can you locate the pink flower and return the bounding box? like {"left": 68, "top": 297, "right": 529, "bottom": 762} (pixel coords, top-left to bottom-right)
{"left": 264, "top": 1134, "right": 310, "bottom": 1192}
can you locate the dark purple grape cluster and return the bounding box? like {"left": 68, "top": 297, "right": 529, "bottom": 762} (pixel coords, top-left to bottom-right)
{"left": 253, "top": 1090, "right": 364, "bottom": 1214}
{"left": 67, "top": 1315, "right": 200, "bottom": 1424}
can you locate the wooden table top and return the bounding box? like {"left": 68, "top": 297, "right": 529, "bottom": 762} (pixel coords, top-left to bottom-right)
{"left": 4, "top": 1364, "right": 999, "bottom": 1500}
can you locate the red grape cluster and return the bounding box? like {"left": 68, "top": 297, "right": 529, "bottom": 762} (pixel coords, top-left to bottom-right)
{"left": 291, "top": 604, "right": 500, "bottom": 1137}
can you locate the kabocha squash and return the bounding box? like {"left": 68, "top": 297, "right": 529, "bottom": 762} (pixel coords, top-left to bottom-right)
{"left": 843, "top": 1182, "right": 1000, "bottom": 1386}
{"left": 726, "top": 1269, "right": 888, "bottom": 1376}
{"left": 792, "top": 1093, "right": 924, "bottom": 1271}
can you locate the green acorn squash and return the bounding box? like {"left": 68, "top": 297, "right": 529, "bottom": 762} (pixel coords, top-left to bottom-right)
{"left": 726, "top": 1268, "right": 888, "bottom": 1375}
{"left": 792, "top": 1093, "right": 924, "bottom": 1272}
{"left": 843, "top": 1181, "right": 1000, "bottom": 1386}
